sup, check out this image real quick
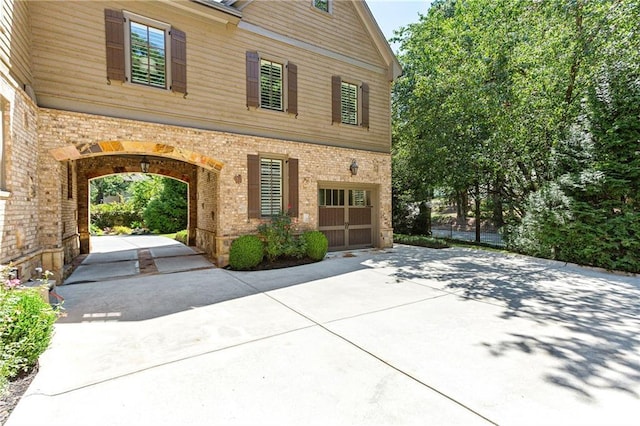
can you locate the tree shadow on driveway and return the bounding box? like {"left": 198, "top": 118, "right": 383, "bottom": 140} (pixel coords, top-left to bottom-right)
{"left": 364, "top": 244, "right": 640, "bottom": 402}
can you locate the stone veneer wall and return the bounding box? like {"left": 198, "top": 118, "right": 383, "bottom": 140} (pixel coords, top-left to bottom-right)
{"left": 196, "top": 168, "right": 218, "bottom": 259}
{"left": 0, "top": 78, "right": 64, "bottom": 281}
{"left": 38, "top": 108, "right": 392, "bottom": 267}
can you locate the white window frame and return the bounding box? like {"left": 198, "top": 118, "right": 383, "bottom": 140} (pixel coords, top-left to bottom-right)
{"left": 259, "top": 59, "right": 284, "bottom": 112}
{"left": 123, "top": 11, "right": 171, "bottom": 90}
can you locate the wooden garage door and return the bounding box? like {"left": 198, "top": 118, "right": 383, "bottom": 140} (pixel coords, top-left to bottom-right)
{"left": 318, "top": 188, "right": 373, "bottom": 251}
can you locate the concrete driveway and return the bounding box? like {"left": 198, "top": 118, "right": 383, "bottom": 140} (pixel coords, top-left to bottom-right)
{"left": 6, "top": 244, "right": 640, "bottom": 425}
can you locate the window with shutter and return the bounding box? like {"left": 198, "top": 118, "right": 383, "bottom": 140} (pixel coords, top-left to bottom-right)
{"left": 341, "top": 81, "right": 358, "bottom": 125}
{"left": 313, "top": 0, "right": 330, "bottom": 13}
{"left": 105, "top": 10, "right": 185, "bottom": 92}
{"left": 260, "top": 158, "right": 283, "bottom": 217}
{"left": 260, "top": 59, "right": 283, "bottom": 111}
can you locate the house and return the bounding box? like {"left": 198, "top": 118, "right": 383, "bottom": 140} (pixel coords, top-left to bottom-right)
{"left": 0, "top": 0, "right": 401, "bottom": 280}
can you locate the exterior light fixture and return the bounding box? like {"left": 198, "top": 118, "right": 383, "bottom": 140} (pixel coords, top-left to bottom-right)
{"left": 349, "top": 159, "right": 358, "bottom": 176}
{"left": 140, "top": 156, "right": 150, "bottom": 174}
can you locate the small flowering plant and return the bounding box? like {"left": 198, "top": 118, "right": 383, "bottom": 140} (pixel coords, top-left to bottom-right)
{"left": 2, "top": 264, "right": 21, "bottom": 290}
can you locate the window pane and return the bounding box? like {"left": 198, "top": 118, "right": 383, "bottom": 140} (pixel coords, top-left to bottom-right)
{"left": 314, "top": 0, "right": 329, "bottom": 12}
{"left": 260, "top": 60, "right": 283, "bottom": 111}
{"left": 341, "top": 82, "right": 358, "bottom": 125}
{"left": 351, "top": 190, "right": 366, "bottom": 206}
{"left": 260, "top": 158, "right": 283, "bottom": 216}
{"left": 130, "top": 21, "right": 166, "bottom": 88}
{"left": 319, "top": 189, "right": 326, "bottom": 206}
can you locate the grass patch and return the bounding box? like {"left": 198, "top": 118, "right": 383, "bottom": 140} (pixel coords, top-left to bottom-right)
{"left": 393, "top": 234, "right": 450, "bottom": 249}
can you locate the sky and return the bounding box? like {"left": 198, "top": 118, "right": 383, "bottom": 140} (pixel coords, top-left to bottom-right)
{"left": 366, "top": 0, "right": 432, "bottom": 52}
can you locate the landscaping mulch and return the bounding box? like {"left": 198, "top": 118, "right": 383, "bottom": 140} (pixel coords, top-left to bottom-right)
{"left": 0, "top": 366, "right": 37, "bottom": 426}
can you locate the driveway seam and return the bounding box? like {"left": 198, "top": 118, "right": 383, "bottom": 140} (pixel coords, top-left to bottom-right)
{"left": 225, "top": 269, "right": 498, "bottom": 426}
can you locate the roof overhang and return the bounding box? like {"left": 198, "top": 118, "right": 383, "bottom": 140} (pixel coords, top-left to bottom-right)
{"left": 158, "top": 0, "right": 242, "bottom": 25}
{"left": 354, "top": 1, "right": 403, "bottom": 81}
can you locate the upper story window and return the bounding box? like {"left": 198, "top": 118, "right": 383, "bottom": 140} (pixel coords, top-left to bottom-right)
{"left": 260, "top": 59, "right": 284, "bottom": 111}
{"left": 313, "top": 0, "right": 331, "bottom": 13}
{"left": 332, "top": 76, "right": 369, "bottom": 128}
{"left": 104, "top": 9, "right": 187, "bottom": 95}
{"left": 246, "top": 52, "right": 297, "bottom": 116}
{"left": 129, "top": 19, "right": 168, "bottom": 88}
{"left": 340, "top": 81, "right": 358, "bottom": 125}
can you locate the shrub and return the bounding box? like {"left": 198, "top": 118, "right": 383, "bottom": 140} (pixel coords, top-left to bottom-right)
{"left": 393, "top": 234, "right": 450, "bottom": 249}
{"left": 175, "top": 230, "right": 188, "bottom": 245}
{"left": 257, "top": 212, "right": 304, "bottom": 261}
{"left": 229, "top": 235, "right": 264, "bottom": 270}
{"left": 90, "top": 201, "right": 142, "bottom": 230}
{"left": 303, "top": 231, "right": 328, "bottom": 261}
{"left": 112, "top": 226, "right": 132, "bottom": 235}
{"left": 0, "top": 283, "right": 57, "bottom": 393}
{"left": 143, "top": 179, "right": 187, "bottom": 234}
{"left": 89, "top": 223, "right": 104, "bottom": 236}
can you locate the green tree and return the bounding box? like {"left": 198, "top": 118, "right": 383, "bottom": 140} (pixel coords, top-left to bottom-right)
{"left": 143, "top": 178, "right": 188, "bottom": 233}
{"left": 90, "top": 175, "right": 129, "bottom": 204}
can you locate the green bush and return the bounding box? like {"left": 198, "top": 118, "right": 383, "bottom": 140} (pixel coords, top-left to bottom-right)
{"left": 112, "top": 226, "right": 132, "bottom": 235}
{"left": 393, "top": 234, "right": 450, "bottom": 249}
{"left": 89, "top": 223, "right": 104, "bottom": 236}
{"left": 143, "top": 179, "right": 187, "bottom": 234}
{"left": 257, "top": 212, "right": 305, "bottom": 261}
{"left": 229, "top": 235, "right": 264, "bottom": 270}
{"left": 174, "top": 230, "right": 188, "bottom": 244}
{"left": 0, "top": 287, "right": 57, "bottom": 392}
{"left": 90, "top": 201, "right": 142, "bottom": 230}
{"left": 303, "top": 231, "right": 328, "bottom": 261}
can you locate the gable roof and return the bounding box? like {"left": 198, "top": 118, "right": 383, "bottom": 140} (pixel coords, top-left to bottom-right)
{"left": 208, "top": 0, "right": 402, "bottom": 81}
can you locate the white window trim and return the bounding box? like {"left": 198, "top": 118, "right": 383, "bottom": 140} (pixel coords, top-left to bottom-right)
{"left": 123, "top": 11, "right": 172, "bottom": 90}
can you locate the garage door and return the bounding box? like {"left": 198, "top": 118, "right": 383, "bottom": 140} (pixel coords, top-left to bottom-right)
{"left": 318, "top": 188, "right": 373, "bottom": 251}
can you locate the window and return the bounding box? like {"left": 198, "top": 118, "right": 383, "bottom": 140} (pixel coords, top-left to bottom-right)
{"left": 260, "top": 158, "right": 283, "bottom": 216}
{"left": 104, "top": 9, "right": 187, "bottom": 94}
{"left": 260, "top": 59, "right": 283, "bottom": 111}
{"left": 129, "top": 20, "right": 167, "bottom": 88}
{"left": 332, "top": 76, "right": 369, "bottom": 128}
{"left": 319, "top": 189, "right": 371, "bottom": 207}
{"left": 313, "top": 0, "right": 330, "bottom": 13}
{"left": 247, "top": 155, "right": 299, "bottom": 219}
{"left": 246, "top": 52, "right": 297, "bottom": 115}
{"left": 340, "top": 82, "right": 358, "bottom": 125}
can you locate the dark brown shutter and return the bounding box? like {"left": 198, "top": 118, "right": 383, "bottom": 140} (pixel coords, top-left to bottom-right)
{"left": 170, "top": 28, "right": 187, "bottom": 94}
{"left": 332, "top": 75, "right": 341, "bottom": 123}
{"left": 247, "top": 154, "right": 260, "bottom": 218}
{"left": 287, "top": 63, "right": 297, "bottom": 116}
{"left": 288, "top": 158, "right": 299, "bottom": 217}
{"left": 361, "top": 82, "right": 369, "bottom": 129}
{"left": 246, "top": 51, "right": 260, "bottom": 108}
{"left": 105, "top": 9, "right": 125, "bottom": 82}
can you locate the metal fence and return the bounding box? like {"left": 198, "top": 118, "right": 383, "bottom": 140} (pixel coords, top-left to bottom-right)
{"left": 431, "top": 225, "right": 505, "bottom": 247}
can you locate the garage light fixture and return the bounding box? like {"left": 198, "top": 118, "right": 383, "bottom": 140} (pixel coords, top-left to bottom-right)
{"left": 140, "top": 156, "right": 150, "bottom": 174}
{"left": 350, "top": 159, "right": 358, "bottom": 176}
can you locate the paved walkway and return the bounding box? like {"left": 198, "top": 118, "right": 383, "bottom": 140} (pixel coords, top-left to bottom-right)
{"left": 6, "top": 243, "right": 640, "bottom": 425}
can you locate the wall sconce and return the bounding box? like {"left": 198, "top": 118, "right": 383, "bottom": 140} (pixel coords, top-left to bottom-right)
{"left": 349, "top": 159, "right": 359, "bottom": 176}
{"left": 140, "top": 156, "right": 150, "bottom": 173}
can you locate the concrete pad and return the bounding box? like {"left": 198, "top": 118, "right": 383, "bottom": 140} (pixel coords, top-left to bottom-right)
{"left": 267, "top": 267, "right": 450, "bottom": 323}
{"left": 57, "top": 269, "right": 252, "bottom": 322}
{"left": 149, "top": 244, "right": 198, "bottom": 258}
{"left": 154, "top": 254, "right": 214, "bottom": 273}
{"left": 81, "top": 249, "right": 138, "bottom": 265}
{"left": 324, "top": 281, "right": 640, "bottom": 425}
{"left": 8, "top": 327, "right": 489, "bottom": 426}
{"left": 63, "top": 260, "right": 138, "bottom": 284}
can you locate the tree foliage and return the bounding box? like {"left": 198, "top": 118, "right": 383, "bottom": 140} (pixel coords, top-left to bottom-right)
{"left": 143, "top": 178, "right": 188, "bottom": 233}
{"left": 393, "top": 0, "right": 640, "bottom": 271}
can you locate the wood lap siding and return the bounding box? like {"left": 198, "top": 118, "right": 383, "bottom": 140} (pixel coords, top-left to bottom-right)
{"left": 170, "top": 28, "right": 187, "bottom": 94}
{"left": 104, "top": 9, "right": 125, "bottom": 83}
{"left": 247, "top": 154, "right": 260, "bottom": 218}
{"left": 287, "top": 63, "right": 298, "bottom": 116}
{"left": 246, "top": 51, "right": 260, "bottom": 108}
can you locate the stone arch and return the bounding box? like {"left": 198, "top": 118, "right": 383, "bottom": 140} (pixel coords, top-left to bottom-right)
{"left": 50, "top": 141, "right": 224, "bottom": 171}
